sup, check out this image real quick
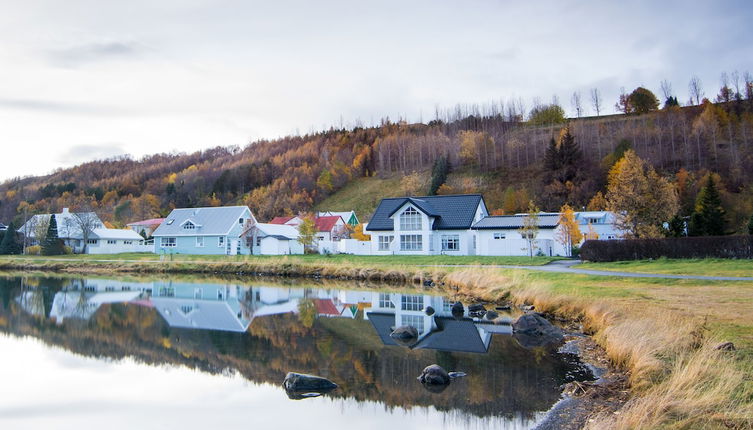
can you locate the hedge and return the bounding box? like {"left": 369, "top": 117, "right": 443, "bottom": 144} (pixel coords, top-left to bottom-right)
{"left": 580, "top": 235, "right": 753, "bottom": 262}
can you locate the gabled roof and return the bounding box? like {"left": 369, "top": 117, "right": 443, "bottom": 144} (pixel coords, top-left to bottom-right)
{"left": 472, "top": 214, "right": 560, "bottom": 230}
{"left": 366, "top": 312, "right": 400, "bottom": 346}
{"left": 314, "top": 299, "right": 340, "bottom": 316}
{"left": 411, "top": 317, "right": 490, "bottom": 353}
{"left": 269, "top": 216, "right": 294, "bottom": 225}
{"left": 318, "top": 211, "right": 358, "bottom": 224}
{"left": 254, "top": 223, "right": 299, "bottom": 240}
{"left": 90, "top": 228, "right": 144, "bottom": 240}
{"left": 366, "top": 194, "right": 485, "bottom": 231}
{"left": 152, "top": 206, "right": 251, "bottom": 237}
{"left": 151, "top": 297, "right": 250, "bottom": 332}
{"left": 127, "top": 218, "right": 165, "bottom": 227}
{"left": 314, "top": 216, "right": 343, "bottom": 233}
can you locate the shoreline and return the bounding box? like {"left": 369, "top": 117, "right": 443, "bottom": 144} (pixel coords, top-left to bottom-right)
{"left": 1, "top": 256, "right": 750, "bottom": 428}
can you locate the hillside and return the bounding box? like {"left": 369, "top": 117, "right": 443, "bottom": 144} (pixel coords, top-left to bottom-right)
{"left": 2, "top": 98, "right": 753, "bottom": 232}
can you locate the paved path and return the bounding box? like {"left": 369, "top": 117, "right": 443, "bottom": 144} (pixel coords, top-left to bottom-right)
{"left": 427, "top": 259, "right": 753, "bottom": 281}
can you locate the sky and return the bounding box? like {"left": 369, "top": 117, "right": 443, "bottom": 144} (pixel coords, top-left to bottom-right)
{"left": 1, "top": 0, "right": 751, "bottom": 181}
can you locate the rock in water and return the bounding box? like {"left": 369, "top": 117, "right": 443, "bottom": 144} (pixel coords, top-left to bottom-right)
{"left": 390, "top": 325, "right": 418, "bottom": 340}
{"left": 512, "top": 313, "right": 564, "bottom": 348}
{"left": 283, "top": 372, "right": 338, "bottom": 400}
{"left": 424, "top": 306, "right": 435, "bottom": 316}
{"left": 468, "top": 303, "right": 486, "bottom": 312}
{"left": 417, "top": 364, "right": 451, "bottom": 386}
{"left": 451, "top": 302, "right": 465, "bottom": 318}
{"left": 484, "top": 310, "right": 499, "bottom": 321}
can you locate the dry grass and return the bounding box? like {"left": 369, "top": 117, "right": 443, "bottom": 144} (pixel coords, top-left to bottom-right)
{"left": 443, "top": 268, "right": 753, "bottom": 429}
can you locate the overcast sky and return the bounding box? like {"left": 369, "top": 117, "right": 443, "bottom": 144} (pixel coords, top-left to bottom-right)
{"left": 1, "top": 0, "right": 751, "bottom": 181}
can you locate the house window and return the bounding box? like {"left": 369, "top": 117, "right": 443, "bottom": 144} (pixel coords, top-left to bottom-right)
{"left": 121, "top": 286, "right": 131, "bottom": 291}
{"left": 123, "top": 240, "right": 133, "bottom": 245}
{"left": 217, "top": 289, "right": 225, "bottom": 300}
{"left": 400, "top": 234, "right": 422, "bottom": 251}
{"left": 161, "top": 237, "right": 176, "bottom": 248}
{"left": 179, "top": 305, "right": 193, "bottom": 315}
{"left": 401, "top": 314, "right": 425, "bottom": 334}
{"left": 493, "top": 233, "right": 506, "bottom": 239}
{"left": 107, "top": 240, "right": 117, "bottom": 245}
{"left": 159, "top": 287, "right": 175, "bottom": 297}
{"left": 183, "top": 221, "right": 195, "bottom": 230}
{"left": 87, "top": 239, "right": 98, "bottom": 245}
{"left": 238, "top": 218, "right": 244, "bottom": 225}
{"left": 194, "top": 288, "right": 202, "bottom": 299}
{"left": 378, "top": 235, "right": 393, "bottom": 251}
{"left": 441, "top": 235, "right": 460, "bottom": 251}
{"left": 401, "top": 294, "right": 423, "bottom": 311}
{"left": 196, "top": 237, "right": 204, "bottom": 247}
{"left": 378, "top": 293, "right": 394, "bottom": 308}
{"left": 105, "top": 286, "right": 115, "bottom": 292}
{"left": 218, "top": 237, "right": 225, "bottom": 247}
{"left": 399, "top": 207, "right": 422, "bottom": 231}
{"left": 607, "top": 235, "right": 616, "bottom": 240}
{"left": 256, "top": 236, "right": 262, "bottom": 246}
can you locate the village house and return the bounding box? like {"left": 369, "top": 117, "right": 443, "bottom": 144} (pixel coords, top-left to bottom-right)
{"left": 246, "top": 222, "right": 304, "bottom": 255}
{"left": 19, "top": 208, "right": 148, "bottom": 254}
{"left": 364, "top": 194, "right": 488, "bottom": 255}
{"left": 126, "top": 218, "right": 165, "bottom": 238}
{"left": 152, "top": 206, "right": 256, "bottom": 255}
{"left": 575, "top": 211, "right": 621, "bottom": 240}
{"left": 317, "top": 210, "right": 359, "bottom": 227}
{"left": 471, "top": 214, "right": 563, "bottom": 256}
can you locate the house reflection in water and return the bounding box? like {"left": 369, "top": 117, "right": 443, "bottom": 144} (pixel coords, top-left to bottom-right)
{"left": 365, "top": 293, "right": 512, "bottom": 354}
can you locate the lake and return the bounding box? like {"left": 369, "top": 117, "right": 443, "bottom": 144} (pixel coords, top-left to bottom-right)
{"left": 0, "top": 274, "right": 594, "bottom": 429}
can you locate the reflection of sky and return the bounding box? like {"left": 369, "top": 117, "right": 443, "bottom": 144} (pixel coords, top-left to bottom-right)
{"left": 0, "top": 335, "right": 541, "bottom": 430}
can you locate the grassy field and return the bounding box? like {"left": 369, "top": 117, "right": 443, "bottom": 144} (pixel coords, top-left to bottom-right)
{"left": 578, "top": 257, "right": 753, "bottom": 277}
{"left": 0, "top": 253, "right": 561, "bottom": 267}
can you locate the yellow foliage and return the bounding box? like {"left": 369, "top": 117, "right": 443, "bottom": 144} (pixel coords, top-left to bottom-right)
{"left": 5, "top": 190, "right": 17, "bottom": 199}
{"left": 166, "top": 172, "right": 177, "bottom": 184}
{"left": 351, "top": 223, "right": 371, "bottom": 241}
{"left": 555, "top": 204, "right": 582, "bottom": 253}
{"left": 436, "top": 183, "right": 455, "bottom": 195}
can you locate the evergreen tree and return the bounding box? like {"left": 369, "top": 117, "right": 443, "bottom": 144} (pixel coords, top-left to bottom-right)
{"left": 41, "top": 214, "right": 65, "bottom": 255}
{"left": 0, "top": 222, "right": 22, "bottom": 255}
{"left": 667, "top": 215, "right": 686, "bottom": 237}
{"left": 747, "top": 213, "right": 753, "bottom": 235}
{"left": 428, "top": 155, "right": 450, "bottom": 196}
{"left": 543, "top": 138, "right": 560, "bottom": 171}
{"left": 688, "top": 175, "right": 726, "bottom": 236}
{"left": 558, "top": 126, "right": 581, "bottom": 182}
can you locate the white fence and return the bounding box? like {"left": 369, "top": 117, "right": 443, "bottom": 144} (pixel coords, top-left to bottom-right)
{"left": 316, "top": 239, "right": 372, "bottom": 255}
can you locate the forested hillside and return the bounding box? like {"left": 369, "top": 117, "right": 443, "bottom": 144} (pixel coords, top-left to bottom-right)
{"left": 3, "top": 83, "right": 753, "bottom": 234}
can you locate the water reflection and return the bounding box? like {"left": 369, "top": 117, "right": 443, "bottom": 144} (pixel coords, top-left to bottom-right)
{"left": 0, "top": 274, "right": 593, "bottom": 429}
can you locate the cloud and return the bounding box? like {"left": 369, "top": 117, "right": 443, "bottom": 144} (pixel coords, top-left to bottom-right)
{"left": 56, "top": 143, "right": 127, "bottom": 165}
{"left": 47, "top": 41, "right": 141, "bottom": 68}
{"left": 0, "top": 98, "right": 128, "bottom": 115}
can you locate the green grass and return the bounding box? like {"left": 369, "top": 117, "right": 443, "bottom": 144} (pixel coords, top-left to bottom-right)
{"left": 0, "top": 253, "right": 561, "bottom": 267}
{"left": 314, "top": 175, "right": 408, "bottom": 221}
{"left": 578, "top": 257, "right": 753, "bottom": 277}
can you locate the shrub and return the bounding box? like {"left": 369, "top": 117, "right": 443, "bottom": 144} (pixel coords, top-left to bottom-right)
{"left": 25, "top": 245, "right": 41, "bottom": 255}
{"left": 580, "top": 235, "right": 753, "bottom": 262}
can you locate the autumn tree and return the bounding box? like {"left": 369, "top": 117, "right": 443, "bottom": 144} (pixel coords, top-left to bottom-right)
{"left": 605, "top": 150, "right": 679, "bottom": 238}
{"left": 529, "top": 104, "right": 566, "bottom": 125}
{"left": 555, "top": 204, "right": 582, "bottom": 256}
{"left": 41, "top": 214, "right": 65, "bottom": 255}
{"left": 688, "top": 174, "right": 726, "bottom": 236}
{"left": 518, "top": 201, "right": 540, "bottom": 258}
{"left": 70, "top": 206, "right": 102, "bottom": 254}
{"left": 617, "top": 87, "right": 659, "bottom": 114}
{"left": 587, "top": 191, "right": 607, "bottom": 211}
{"left": 297, "top": 216, "right": 318, "bottom": 251}
{"left": 400, "top": 172, "right": 423, "bottom": 196}
{"left": 350, "top": 223, "right": 371, "bottom": 241}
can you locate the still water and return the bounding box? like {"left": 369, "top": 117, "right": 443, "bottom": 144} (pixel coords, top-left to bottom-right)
{"left": 0, "top": 274, "right": 593, "bottom": 430}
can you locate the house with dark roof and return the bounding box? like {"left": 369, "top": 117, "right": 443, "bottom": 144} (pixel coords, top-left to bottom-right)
{"left": 364, "top": 194, "right": 488, "bottom": 255}
{"left": 472, "top": 213, "right": 562, "bottom": 256}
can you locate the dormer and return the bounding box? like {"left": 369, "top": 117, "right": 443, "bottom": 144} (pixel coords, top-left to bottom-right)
{"left": 181, "top": 219, "right": 202, "bottom": 230}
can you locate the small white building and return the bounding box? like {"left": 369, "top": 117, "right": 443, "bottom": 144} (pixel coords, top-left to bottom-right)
{"left": 575, "top": 211, "right": 621, "bottom": 240}
{"left": 84, "top": 228, "right": 152, "bottom": 254}
{"left": 249, "top": 223, "right": 304, "bottom": 255}
{"left": 471, "top": 214, "right": 562, "bottom": 256}
{"left": 365, "top": 194, "right": 488, "bottom": 255}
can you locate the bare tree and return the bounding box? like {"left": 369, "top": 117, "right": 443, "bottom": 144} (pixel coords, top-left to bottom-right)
{"left": 660, "top": 79, "right": 673, "bottom": 101}
{"left": 689, "top": 75, "right": 704, "bottom": 105}
{"left": 730, "top": 70, "right": 741, "bottom": 99}
{"left": 571, "top": 91, "right": 583, "bottom": 117}
{"left": 69, "top": 208, "right": 103, "bottom": 254}
{"left": 590, "top": 88, "right": 602, "bottom": 116}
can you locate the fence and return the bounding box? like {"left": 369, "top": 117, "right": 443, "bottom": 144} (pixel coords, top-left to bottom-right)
{"left": 580, "top": 235, "right": 753, "bottom": 262}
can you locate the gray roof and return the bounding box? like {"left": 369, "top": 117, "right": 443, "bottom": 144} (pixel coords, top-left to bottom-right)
{"left": 153, "top": 206, "right": 251, "bottom": 237}
{"left": 411, "top": 317, "right": 490, "bottom": 353}
{"left": 151, "top": 297, "right": 251, "bottom": 332}
{"left": 366, "top": 312, "right": 401, "bottom": 346}
{"left": 366, "top": 194, "right": 486, "bottom": 231}
{"left": 472, "top": 214, "right": 560, "bottom": 230}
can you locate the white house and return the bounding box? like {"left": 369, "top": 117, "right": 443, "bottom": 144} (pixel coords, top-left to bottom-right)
{"left": 152, "top": 206, "right": 257, "bottom": 255}
{"left": 471, "top": 214, "right": 562, "bottom": 256}
{"left": 19, "top": 208, "right": 149, "bottom": 254}
{"left": 249, "top": 223, "right": 304, "bottom": 255}
{"left": 575, "top": 211, "right": 621, "bottom": 240}
{"left": 364, "top": 194, "right": 488, "bottom": 255}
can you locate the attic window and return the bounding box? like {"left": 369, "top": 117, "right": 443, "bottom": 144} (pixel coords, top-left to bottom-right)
{"left": 183, "top": 221, "right": 196, "bottom": 230}
{"left": 238, "top": 218, "right": 244, "bottom": 224}
{"left": 166, "top": 219, "right": 174, "bottom": 225}
{"left": 399, "top": 207, "right": 422, "bottom": 231}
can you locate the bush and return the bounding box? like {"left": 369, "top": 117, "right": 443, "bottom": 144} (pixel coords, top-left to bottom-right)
{"left": 25, "top": 245, "right": 41, "bottom": 255}
{"left": 580, "top": 235, "right": 753, "bottom": 262}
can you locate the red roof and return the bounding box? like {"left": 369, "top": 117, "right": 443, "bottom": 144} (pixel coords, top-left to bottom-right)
{"left": 269, "top": 216, "right": 294, "bottom": 225}
{"left": 314, "top": 299, "right": 340, "bottom": 316}
{"left": 127, "top": 218, "right": 165, "bottom": 227}
{"left": 314, "top": 216, "right": 342, "bottom": 233}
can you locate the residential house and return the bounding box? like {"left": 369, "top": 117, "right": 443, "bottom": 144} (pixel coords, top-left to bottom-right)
{"left": 152, "top": 206, "right": 256, "bottom": 255}
{"left": 246, "top": 222, "right": 304, "bottom": 255}
{"left": 268, "top": 216, "right": 303, "bottom": 227}
{"left": 575, "top": 211, "right": 621, "bottom": 240}
{"left": 314, "top": 215, "right": 347, "bottom": 242}
{"left": 317, "top": 210, "right": 359, "bottom": 227}
{"left": 19, "top": 208, "right": 148, "bottom": 254}
{"left": 472, "top": 214, "right": 562, "bottom": 256}
{"left": 127, "top": 218, "right": 165, "bottom": 238}
{"left": 364, "top": 194, "right": 488, "bottom": 255}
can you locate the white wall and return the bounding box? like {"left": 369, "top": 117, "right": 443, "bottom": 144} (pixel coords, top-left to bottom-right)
{"left": 337, "top": 239, "right": 372, "bottom": 255}
{"left": 85, "top": 240, "right": 153, "bottom": 254}
{"left": 475, "top": 230, "right": 557, "bottom": 256}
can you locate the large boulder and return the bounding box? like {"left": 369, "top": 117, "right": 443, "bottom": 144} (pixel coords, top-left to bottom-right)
{"left": 417, "top": 364, "right": 466, "bottom": 393}
{"left": 512, "top": 313, "right": 564, "bottom": 348}
{"left": 451, "top": 302, "right": 465, "bottom": 319}
{"left": 283, "top": 372, "right": 338, "bottom": 400}
{"left": 390, "top": 325, "right": 419, "bottom": 344}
